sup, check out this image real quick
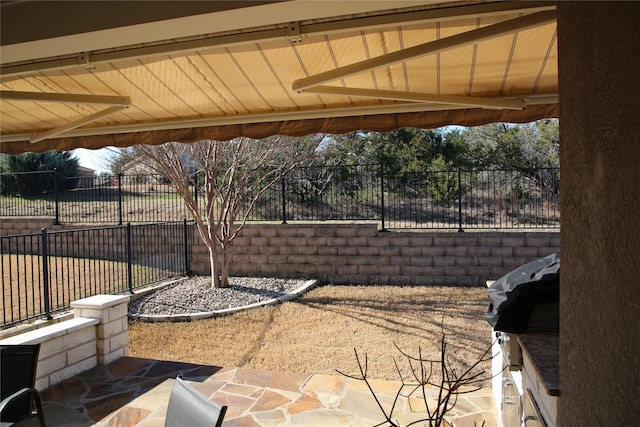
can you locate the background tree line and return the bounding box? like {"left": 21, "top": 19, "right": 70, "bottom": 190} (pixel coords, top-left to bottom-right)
{"left": 296, "top": 120, "right": 559, "bottom": 204}
{"left": 312, "top": 120, "right": 558, "bottom": 173}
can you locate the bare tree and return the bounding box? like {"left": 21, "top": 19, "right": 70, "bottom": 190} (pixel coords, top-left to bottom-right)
{"left": 135, "top": 135, "right": 322, "bottom": 288}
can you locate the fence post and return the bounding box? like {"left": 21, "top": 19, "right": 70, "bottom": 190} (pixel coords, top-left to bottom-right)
{"left": 126, "top": 223, "right": 133, "bottom": 294}
{"left": 183, "top": 218, "right": 191, "bottom": 275}
{"left": 41, "top": 228, "right": 53, "bottom": 320}
{"left": 53, "top": 169, "right": 60, "bottom": 225}
{"left": 380, "top": 162, "right": 387, "bottom": 232}
{"left": 117, "top": 173, "right": 124, "bottom": 225}
{"left": 281, "top": 176, "right": 287, "bottom": 224}
{"left": 457, "top": 167, "right": 464, "bottom": 233}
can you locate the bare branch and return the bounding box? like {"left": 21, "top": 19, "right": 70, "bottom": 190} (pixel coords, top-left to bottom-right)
{"left": 341, "top": 334, "right": 494, "bottom": 427}
{"left": 336, "top": 349, "right": 400, "bottom": 427}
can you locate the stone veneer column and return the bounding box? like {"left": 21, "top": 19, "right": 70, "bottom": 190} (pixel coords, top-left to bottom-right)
{"left": 71, "top": 294, "right": 130, "bottom": 365}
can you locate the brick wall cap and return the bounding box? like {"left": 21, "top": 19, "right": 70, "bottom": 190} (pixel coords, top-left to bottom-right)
{"left": 71, "top": 294, "right": 130, "bottom": 310}
{"left": 0, "top": 317, "right": 99, "bottom": 345}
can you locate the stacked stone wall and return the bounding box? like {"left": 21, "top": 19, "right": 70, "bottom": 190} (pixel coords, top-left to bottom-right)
{"left": 0, "top": 217, "right": 61, "bottom": 236}
{"left": 191, "top": 224, "right": 560, "bottom": 286}
{"left": 2, "top": 219, "right": 559, "bottom": 285}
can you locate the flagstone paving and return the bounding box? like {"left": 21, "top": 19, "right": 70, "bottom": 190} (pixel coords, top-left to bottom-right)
{"left": 31, "top": 357, "right": 498, "bottom": 426}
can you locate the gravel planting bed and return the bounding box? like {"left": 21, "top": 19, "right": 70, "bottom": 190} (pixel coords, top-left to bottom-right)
{"left": 129, "top": 276, "right": 308, "bottom": 316}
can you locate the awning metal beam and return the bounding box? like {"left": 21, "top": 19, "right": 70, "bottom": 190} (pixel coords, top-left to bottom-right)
{"left": 1, "top": 91, "right": 131, "bottom": 106}
{"left": 1, "top": 91, "right": 132, "bottom": 143}
{"left": 306, "top": 86, "right": 527, "bottom": 110}
{"left": 0, "top": 2, "right": 555, "bottom": 80}
{"left": 303, "top": 1, "right": 555, "bottom": 36}
{"left": 0, "top": 93, "right": 557, "bottom": 145}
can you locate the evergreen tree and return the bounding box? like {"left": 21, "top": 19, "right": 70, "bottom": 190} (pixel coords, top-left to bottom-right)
{"left": 0, "top": 151, "right": 80, "bottom": 195}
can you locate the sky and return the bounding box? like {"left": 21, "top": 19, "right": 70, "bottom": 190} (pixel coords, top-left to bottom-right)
{"left": 71, "top": 147, "right": 118, "bottom": 174}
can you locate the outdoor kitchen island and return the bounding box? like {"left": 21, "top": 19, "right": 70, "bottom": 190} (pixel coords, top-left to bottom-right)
{"left": 486, "top": 254, "right": 561, "bottom": 427}
{"left": 492, "top": 330, "right": 560, "bottom": 427}
{"left": 519, "top": 332, "right": 560, "bottom": 426}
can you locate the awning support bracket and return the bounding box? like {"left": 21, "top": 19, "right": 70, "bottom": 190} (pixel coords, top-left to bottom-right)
{"left": 29, "top": 105, "right": 128, "bottom": 143}
{"left": 0, "top": 91, "right": 130, "bottom": 107}
{"left": 306, "top": 86, "right": 527, "bottom": 110}
{"left": 0, "top": 90, "right": 131, "bottom": 143}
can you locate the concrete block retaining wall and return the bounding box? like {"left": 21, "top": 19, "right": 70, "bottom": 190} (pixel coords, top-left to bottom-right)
{"left": 0, "top": 217, "right": 60, "bottom": 236}
{"left": 0, "top": 295, "right": 130, "bottom": 390}
{"left": 1, "top": 219, "right": 559, "bottom": 285}
{"left": 191, "top": 224, "right": 560, "bottom": 286}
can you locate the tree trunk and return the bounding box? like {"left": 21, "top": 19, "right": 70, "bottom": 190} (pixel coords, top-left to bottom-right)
{"left": 208, "top": 245, "right": 222, "bottom": 288}
{"left": 220, "top": 245, "right": 231, "bottom": 287}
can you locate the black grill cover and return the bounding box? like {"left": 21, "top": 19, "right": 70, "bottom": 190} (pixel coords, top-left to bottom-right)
{"left": 486, "top": 253, "right": 560, "bottom": 333}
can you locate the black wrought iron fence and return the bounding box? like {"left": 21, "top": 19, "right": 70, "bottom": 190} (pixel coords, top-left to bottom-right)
{"left": 0, "top": 171, "right": 58, "bottom": 217}
{"left": 0, "top": 166, "right": 560, "bottom": 229}
{"left": 268, "top": 165, "right": 559, "bottom": 229}
{"left": 1, "top": 221, "right": 191, "bottom": 328}
{"left": 0, "top": 171, "right": 189, "bottom": 224}
{"left": 242, "top": 164, "right": 382, "bottom": 222}
{"left": 58, "top": 173, "right": 189, "bottom": 224}
{"left": 383, "top": 167, "right": 560, "bottom": 230}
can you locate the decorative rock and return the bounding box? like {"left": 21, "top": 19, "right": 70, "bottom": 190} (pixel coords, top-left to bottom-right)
{"left": 129, "top": 277, "right": 318, "bottom": 321}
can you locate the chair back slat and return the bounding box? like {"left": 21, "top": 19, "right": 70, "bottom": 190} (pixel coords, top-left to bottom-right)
{"left": 1, "top": 344, "right": 41, "bottom": 422}
{"left": 165, "top": 376, "right": 226, "bottom": 427}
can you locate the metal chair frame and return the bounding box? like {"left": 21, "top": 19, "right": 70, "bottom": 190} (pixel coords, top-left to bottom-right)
{"left": 164, "top": 376, "right": 226, "bottom": 427}
{"left": 1, "top": 344, "right": 47, "bottom": 427}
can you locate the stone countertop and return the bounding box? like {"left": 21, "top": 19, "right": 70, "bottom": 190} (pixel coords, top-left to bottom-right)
{"left": 518, "top": 331, "right": 560, "bottom": 396}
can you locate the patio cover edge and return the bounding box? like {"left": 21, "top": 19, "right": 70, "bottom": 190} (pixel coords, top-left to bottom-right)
{"left": 0, "top": 104, "right": 558, "bottom": 155}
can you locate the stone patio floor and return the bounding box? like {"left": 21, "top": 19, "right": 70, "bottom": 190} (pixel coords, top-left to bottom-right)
{"left": 30, "top": 357, "right": 498, "bottom": 426}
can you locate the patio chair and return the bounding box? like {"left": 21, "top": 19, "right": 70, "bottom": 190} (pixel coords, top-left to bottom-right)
{"left": 0, "top": 344, "right": 47, "bottom": 427}
{"left": 165, "top": 376, "right": 227, "bottom": 427}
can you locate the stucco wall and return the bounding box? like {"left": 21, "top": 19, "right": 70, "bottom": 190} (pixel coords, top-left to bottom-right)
{"left": 191, "top": 224, "right": 559, "bottom": 286}
{"left": 558, "top": 2, "right": 640, "bottom": 425}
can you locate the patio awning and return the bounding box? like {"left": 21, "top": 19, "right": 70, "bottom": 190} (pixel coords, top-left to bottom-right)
{"left": 0, "top": 1, "right": 558, "bottom": 155}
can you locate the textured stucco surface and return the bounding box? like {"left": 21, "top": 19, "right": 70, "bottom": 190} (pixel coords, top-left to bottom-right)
{"left": 558, "top": 2, "right": 640, "bottom": 425}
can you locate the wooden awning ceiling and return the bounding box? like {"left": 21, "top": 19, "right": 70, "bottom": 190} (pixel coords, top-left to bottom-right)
{"left": 0, "top": 1, "right": 558, "bottom": 155}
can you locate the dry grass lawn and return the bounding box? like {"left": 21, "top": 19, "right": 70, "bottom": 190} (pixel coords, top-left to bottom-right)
{"left": 129, "top": 284, "right": 493, "bottom": 383}
{"left": 2, "top": 254, "right": 123, "bottom": 322}
{"left": 2, "top": 254, "right": 158, "bottom": 324}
